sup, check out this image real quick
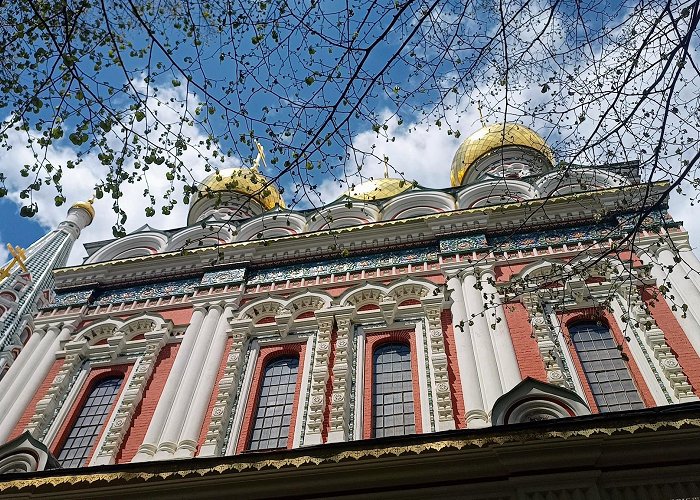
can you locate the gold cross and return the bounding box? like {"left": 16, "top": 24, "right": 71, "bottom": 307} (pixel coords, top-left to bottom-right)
{"left": 252, "top": 141, "right": 268, "bottom": 171}
{"left": 0, "top": 244, "right": 28, "bottom": 280}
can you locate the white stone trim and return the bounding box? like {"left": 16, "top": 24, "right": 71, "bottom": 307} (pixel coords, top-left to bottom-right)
{"left": 292, "top": 335, "right": 314, "bottom": 448}
{"left": 223, "top": 340, "right": 259, "bottom": 457}
{"left": 413, "top": 320, "right": 433, "bottom": 433}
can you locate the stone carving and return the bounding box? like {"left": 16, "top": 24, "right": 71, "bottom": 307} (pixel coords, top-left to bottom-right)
{"left": 421, "top": 296, "right": 455, "bottom": 427}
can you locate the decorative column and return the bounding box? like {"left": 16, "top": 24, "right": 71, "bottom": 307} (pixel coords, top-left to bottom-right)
{"left": 0, "top": 328, "right": 44, "bottom": 421}
{"left": 175, "top": 306, "right": 233, "bottom": 458}
{"left": 303, "top": 310, "right": 334, "bottom": 445}
{"left": 444, "top": 271, "right": 487, "bottom": 428}
{"left": 326, "top": 307, "right": 354, "bottom": 443}
{"left": 133, "top": 306, "right": 206, "bottom": 461}
{"left": 0, "top": 323, "right": 74, "bottom": 443}
{"left": 479, "top": 268, "right": 522, "bottom": 392}
{"left": 155, "top": 304, "right": 222, "bottom": 459}
{"left": 461, "top": 268, "right": 503, "bottom": 412}
{"left": 199, "top": 318, "right": 252, "bottom": 457}
{"left": 421, "top": 296, "right": 455, "bottom": 431}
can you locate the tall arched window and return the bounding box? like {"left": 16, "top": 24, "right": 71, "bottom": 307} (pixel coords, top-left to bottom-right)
{"left": 569, "top": 322, "right": 644, "bottom": 412}
{"left": 373, "top": 343, "right": 415, "bottom": 437}
{"left": 57, "top": 376, "right": 123, "bottom": 468}
{"left": 248, "top": 357, "right": 299, "bottom": 451}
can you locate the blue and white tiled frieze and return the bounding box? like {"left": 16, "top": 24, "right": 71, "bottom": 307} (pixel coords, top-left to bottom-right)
{"left": 44, "top": 289, "right": 94, "bottom": 309}
{"left": 247, "top": 246, "right": 439, "bottom": 284}
{"left": 200, "top": 268, "right": 246, "bottom": 287}
{"left": 94, "top": 278, "right": 200, "bottom": 305}
{"left": 439, "top": 235, "right": 488, "bottom": 254}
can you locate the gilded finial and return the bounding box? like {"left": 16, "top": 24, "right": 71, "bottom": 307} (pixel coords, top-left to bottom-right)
{"left": 0, "top": 244, "right": 28, "bottom": 280}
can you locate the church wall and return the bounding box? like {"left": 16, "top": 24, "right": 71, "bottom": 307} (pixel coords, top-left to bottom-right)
{"left": 502, "top": 301, "right": 548, "bottom": 382}
{"left": 441, "top": 310, "right": 466, "bottom": 428}
{"left": 117, "top": 343, "right": 181, "bottom": 463}
{"left": 641, "top": 286, "right": 700, "bottom": 395}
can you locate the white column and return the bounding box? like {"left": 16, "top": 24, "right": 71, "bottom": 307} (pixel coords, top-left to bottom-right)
{"left": 133, "top": 306, "right": 206, "bottom": 461}
{"left": 175, "top": 306, "right": 232, "bottom": 458}
{"left": 155, "top": 304, "right": 222, "bottom": 458}
{"left": 446, "top": 272, "right": 488, "bottom": 428}
{"left": 0, "top": 328, "right": 43, "bottom": 403}
{"left": 645, "top": 245, "right": 700, "bottom": 356}
{"left": 0, "top": 325, "right": 72, "bottom": 443}
{"left": 480, "top": 269, "right": 521, "bottom": 392}
{"left": 462, "top": 268, "right": 503, "bottom": 413}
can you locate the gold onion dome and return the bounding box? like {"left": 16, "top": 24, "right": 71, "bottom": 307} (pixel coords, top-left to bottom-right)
{"left": 450, "top": 123, "right": 554, "bottom": 186}
{"left": 199, "top": 167, "right": 285, "bottom": 210}
{"left": 71, "top": 199, "right": 95, "bottom": 220}
{"left": 342, "top": 178, "right": 414, "bottom": 201}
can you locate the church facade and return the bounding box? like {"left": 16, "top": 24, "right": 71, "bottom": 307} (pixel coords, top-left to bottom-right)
{"left": 1, "top": 123, "right": 700, "bottom": 498}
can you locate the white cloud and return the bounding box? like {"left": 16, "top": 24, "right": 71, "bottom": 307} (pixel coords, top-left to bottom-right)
{"left": 0, "top": 234, "right": 9, "bottom": 265}
{"left": 0, "top": 83, "right": 230, "bottom": 265}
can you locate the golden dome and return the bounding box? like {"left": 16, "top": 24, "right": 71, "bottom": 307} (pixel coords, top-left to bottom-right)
{"left": 199, "top": 168, "right": 285, "bottom": 210}
{"left": 342, "top": 178, "right": 414, "bottom": 201}
{"left": 450, "top": 123, "right": 554, "bottom": 186}
{"left": 71, "top": 199, "right": 95, "bottom": 220}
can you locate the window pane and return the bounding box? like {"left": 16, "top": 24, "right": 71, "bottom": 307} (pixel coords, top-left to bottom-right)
{"left": 248, "top": 357, "right": 299, "bottom": 451}
{"left": 569, "top": 323, "right": 644, "bottom": 412}
{"left": 372, "top": 343, "right": 415, "bottom": 438}
{"left": 57, "top": 377, "right": 122, "bottom": 468}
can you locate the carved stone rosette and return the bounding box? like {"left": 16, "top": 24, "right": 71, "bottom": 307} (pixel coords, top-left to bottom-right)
{"left": 421, "top": 296, "right": 455, "bottom": 428}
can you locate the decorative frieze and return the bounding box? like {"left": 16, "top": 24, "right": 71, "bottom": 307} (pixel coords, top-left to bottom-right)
{"left": 439, "top": 235, "right": 488, "bottom": 254}
{"left": 247, "top": 246, "right": 438, "bottom": 284}
{"left": 327, "top": 309, "right": 354, "bottom": 442}
{"left": 94, "top": 278, "right": 199, "bottom": 305}
{"left": 303, "top": 311, "right": 335, "bottom": 444}
{"left": 44, "top": 289, "right": 94, "bottom": 309}
{"left": 200, "top": 268, "right": 246, "bottom": 287}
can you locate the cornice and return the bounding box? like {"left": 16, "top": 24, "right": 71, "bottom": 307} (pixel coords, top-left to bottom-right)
{"left": 52, "top": 182, "right": 669, "bottom": 289}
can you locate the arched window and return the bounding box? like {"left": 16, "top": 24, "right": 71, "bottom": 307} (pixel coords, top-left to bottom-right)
{"left": 569, "top": 322, "right": 644, "bottom": 412}
{"left": 57, "top": 376, "right": 123, "bottom": 468}
{"left": 248, "top": 357, "right": 299, "bottom": 451}
{"left": 372, "top": 343, "right": 415, "bottom": 437}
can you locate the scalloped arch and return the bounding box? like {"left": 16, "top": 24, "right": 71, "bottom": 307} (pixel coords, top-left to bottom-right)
{"left": 456, "top": 179, "right": 537, "bottom": 209}
{"left": 307, "top": 203, "right": 380, "bottom": 232}
{"left": 235, "top": 212, "right": 307, "bottom": 242}
{"left": 381, "top": 191, "right": 456, "bottom": 220}
{"left": 85, "top": 232, "right": 169, "bottom": 264}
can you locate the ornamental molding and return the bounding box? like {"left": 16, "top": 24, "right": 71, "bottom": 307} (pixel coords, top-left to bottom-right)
{"left": 24, "top": 314, "right": 173, "bottom": 460}
{"left": 421, "top": 295, "right": 455, "bottom": 427}
{"left": 51, "top": 183, "right": 670, "bottom": 289}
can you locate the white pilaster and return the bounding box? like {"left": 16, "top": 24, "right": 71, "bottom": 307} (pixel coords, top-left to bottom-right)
{"left": 462, "top": 268, "right": 503, "bottom": 413}
{"left": 480, "top": 268, "right": 521, "bottom": 392}
{"left": 133, "top": 306, "right": 206, "bottom": 462}
{"left": 0, "top": 328, "right": 43, "bottom": 407}
{"left": 0, "top": 324, "right": 72, "bottom": 443}
{"left": 175, "top": 306, "right": 232, "bottom": 458}
{"left": 156, "top": 304, "right": 222, "bottom": 459}
{"left": 445, "top": 272, "right": 488, "bottom": 428}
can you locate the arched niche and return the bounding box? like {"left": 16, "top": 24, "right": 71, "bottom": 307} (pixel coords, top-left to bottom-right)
{"left": 235, "top": 212, "right": 307, "bottom": 241}
{"left": 307, "top": 203, "right": 380, "bottom": 232}
{"left": 381, "top": 191, "right": 456, "bottom": 220}
{"left": 85, "top": 232, "right": 169, "bottom": 264}
{"left": 535, "top": 168, "right": 629, "bottom": 198}
{"left": 456, "top": 179, "right": 537, "bottom": 209}
{"left": 166, "top": 224, "right": 235, "bottom": 252}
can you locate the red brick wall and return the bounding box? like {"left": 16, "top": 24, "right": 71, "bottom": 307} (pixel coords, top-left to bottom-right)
{"left": 195, "top": 337, "right": 235, "bottom": 453}
{"left": 441, "top": 310, "right": 466, "bottom": 429}
{"left": 559, "top": 309, "right": 656, "bottom": 412}
{"left": 502, "top": 301, "right": 548, "bottom": 382}
{"left": 642, "top": 286, "right": 700, "bottom": 394}
{"left": 159, "top": 306, "right": 194, "bottom": 326}
{"left": 236, "top": 343, "right": 307, "bottom": 453}
{"left": 362, "top": 330, "right": 423, "bottom": 439}
{"left": 51, "top": 364, "right": 132, "bottom": 464}
{"left": 9, "top": 359, "right": 65, "bottom": 441}
{"left": 116, "top": 343, "right": 180, "bottom": 463}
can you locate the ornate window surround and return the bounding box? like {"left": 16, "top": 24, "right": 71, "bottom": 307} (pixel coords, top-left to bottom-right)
{"left": 26, "top": 314, "right": 172, "bottom": 466}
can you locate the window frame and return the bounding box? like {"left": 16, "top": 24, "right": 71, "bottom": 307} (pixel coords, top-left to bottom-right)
{"left": 236, "top": 342, "right": 307, "bottom": 453}
{"left": 54, "top": 372, "right": 125, "bottom": 468}
{"left": 362, "top": 330, "right": 423, "bottom": 440}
